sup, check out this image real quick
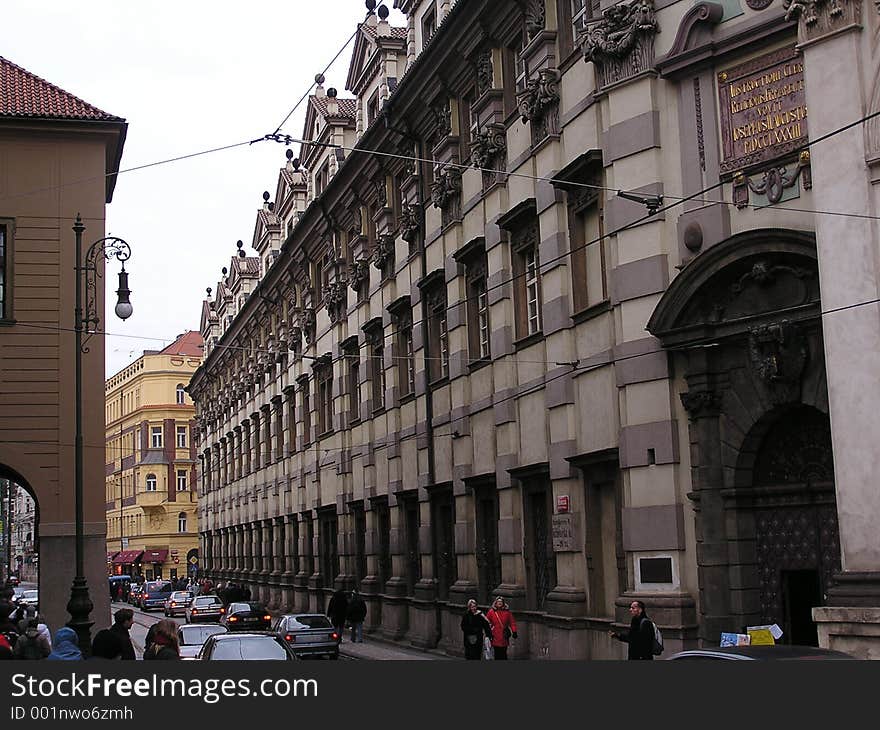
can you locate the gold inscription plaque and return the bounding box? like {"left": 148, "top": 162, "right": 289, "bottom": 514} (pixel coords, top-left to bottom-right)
{"left": 718, "top": 46, "right": 808, "bottom": 174}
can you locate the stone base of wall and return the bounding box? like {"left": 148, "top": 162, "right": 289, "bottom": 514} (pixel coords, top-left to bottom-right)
{"left": 813, "top": 607, "right": 880, "bottom": 660}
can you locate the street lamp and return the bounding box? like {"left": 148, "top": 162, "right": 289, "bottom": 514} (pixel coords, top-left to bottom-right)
{"left": 67, "top": 214, "right": 133, "bottom": 656}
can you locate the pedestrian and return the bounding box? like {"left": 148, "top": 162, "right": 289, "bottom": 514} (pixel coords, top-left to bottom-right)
{"left": 327, "top": 588, "right": 348, "bottom": 641}
{"left": 346, "top": 589, "right": 367, "bottom": 643}
{"left": 47, "top": 627, "right": 82, "bottom": 660}
{"left": 0, "top": 631, "right": 13, "bottom": 660}
{"left": 485, "top": 596, "right": 517, "bottom": 660}
{"left": 143, "top": 619, "right": 180, "bottom": 660}
{"left": 13, "top": 619, "right": 51, "bottom": 659}
{"left": 115, "top": 584, "right": 124, "bottom": 602}
{"left": 460, "top": 599, "right": 492, "bottom": 660}
{"left": 608, "top": 600, "right": 655, "bottom": 660}
{"left": 0, "top": 604, "right": 20, "bottom": 647}
{"left": 111, "top": 608, "right": 136, "bottom": 660}
{"left": 91, "top": 628, "right": 122, "bottom": 659}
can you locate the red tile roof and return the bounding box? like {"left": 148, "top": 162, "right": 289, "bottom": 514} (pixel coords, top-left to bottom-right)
{"left": 311, "top": 95, "right": 357, "bottom": 120}
{"left": 160, "top": 331, "right": 204, "bottom": 358}
{"left": 0, "top": 55, "right": 123, "bottom": 121}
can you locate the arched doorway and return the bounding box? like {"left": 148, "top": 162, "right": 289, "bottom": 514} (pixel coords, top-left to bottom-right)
{"left": 740, "top": 405, "right": 840, "bottom": 645}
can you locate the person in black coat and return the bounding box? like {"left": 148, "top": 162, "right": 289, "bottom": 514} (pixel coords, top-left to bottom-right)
{"left": 460, "top": 600, "right": 492, "bottom": 660}
{"left": 327, "top": 589, "right": 348, "bottom": 639}
{"left": 609, "top": 600, "right": 655, "bottom": 660}
{"left": 346, "top": 590, "right": 367, "bottom": 643}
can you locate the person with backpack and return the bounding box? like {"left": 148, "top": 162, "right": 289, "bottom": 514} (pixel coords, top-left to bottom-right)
{"left": 13, "top": 618, "right": 51, "bottom": 659}
{"left": 47, "top": 627, "right": 83, "bottom": 660}
{"left": 609, "top": 600, "right": 658, "bottom": 660}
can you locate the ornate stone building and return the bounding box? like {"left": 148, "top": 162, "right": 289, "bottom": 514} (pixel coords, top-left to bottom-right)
{"left": 189, "top": 0, "right": 880, "bottom": 658}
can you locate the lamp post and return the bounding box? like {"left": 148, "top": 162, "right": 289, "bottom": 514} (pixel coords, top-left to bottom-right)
{"left": 67, "top": 214, "right": 133, "bottom": 656}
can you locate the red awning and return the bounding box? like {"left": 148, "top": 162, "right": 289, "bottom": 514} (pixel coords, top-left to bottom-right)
{"left": 107, "top": 550, "right": 119, "bottom": 562}
{"left": 112, "top": 550, "right": 143, "bottom": 565}
{"left": 142, "top": 549, "right": 168, "bottom": 563}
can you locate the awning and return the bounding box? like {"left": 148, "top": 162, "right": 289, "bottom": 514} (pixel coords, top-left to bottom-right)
{"left": 143, "top": 549, "right": 168, "bottom": 563}
{"left": 112, "top": 550, "right": 143, "bottom": 565}
{"left": 107, "top": 550, "right": 119, "bottom": 562}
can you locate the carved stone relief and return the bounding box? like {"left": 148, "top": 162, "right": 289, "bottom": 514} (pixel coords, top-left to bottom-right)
{"left": 783, "top": 0, "right": 862, "bottom": 44}
{"left": 579, "top": 0, "right": 659, "bottom": 89}
{"left": 516, "top": 67, "right": 560, "bottom": 144}
{"left": 748, "top": 320, "right": 808, "bottom": 404}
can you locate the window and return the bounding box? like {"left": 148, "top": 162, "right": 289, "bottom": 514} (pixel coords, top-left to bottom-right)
{"left": 176, "top": 425, "right": 187, "bottom": 449}
{"left": 502, "top": 33, "right": 527, "bottom": 117}
{"left": 315, "top": 160, "right": 330, "bottom": 196}
{"left": 456, "top": 241, "right": 491, "bottom": 361}
{"left": 364, "top": 324, "right": 386, "bottom": 412}
{"left": 299, "top": 377, "right": 312, "bottom": 446}
{"left": 458, "top": 87, "right": 476, "bottom": 163}
{"left": 178, "top": 512, "right": 187, "bottom": 533}
{"left": 567, "top": 184, "right": 606, "bottom": 312}
{"left": 345, "top": 342, "right": 362, "bottom": 423}
{"left": 422, "top": 275, "right": 449, "bottom": 383}
{"left": 367, "top": 90, "right": 380, "bottom": 127}
{"left": 145, "top": 474, "right": 157, "bottom": 492}
{"left": 176, "top": 384, "right": 186, "bottom": 405}
{"left": 0, "top": 221, "right": 10, "bottom": 320}
{"left": 150, "top": 426, "right": 163, "bottom": 449}
{"left": 316, "top": 361, "right": 333, "bottom": 435}
{"left": 421, "top": 6, "right": 436, "bottom": 49}
{"left": 524, "top": 247, "right": 541, "bottom": 335}
{"left": 390, "top": 299, "right": 415, "bottom": 399}
{"left": 176, "top": 469, "right": 188, "bottom": 492}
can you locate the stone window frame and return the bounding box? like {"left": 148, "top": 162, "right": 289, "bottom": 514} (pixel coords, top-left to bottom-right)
{"left": 553, "top": 151, "right": 607, "bottom": 316}
{"left": 498, "top": 199, "right": 543, "bottom": 342}
{"left": 418, "top": 269, "right": 449, "bottom": 385}
{"left": 145, "top": 473, "right": 158, "bottom": 492}
{"left": 389, "top": 295, "right": 415, "bottom": 401}
{"left": 297, "top": 374, "right": 312, "bottom": 448}
{"left": 454, "top": 236, "right": 492, "bottom": 364}
{"left": 362, "top": 317, "right": 386, "bottom": 414}
{"left": 176, "top": 469, "right": 188, "bottom": 492}
{"left": 176, "top": 425, "right": 187, "bottom": 449}
{"left": 341, "top": 335, "right": 361, "bottom": 425}
{"left": 150, "top": 425, "right": 163, "bottom": 449}
{"left": 178, "top": 511, "right": 187, "bottom": 534}
{"left": 421, "top": 4, "right": 437, "bottom": 49}
{"left": 314, "top": 354, "right": 334, "bottom": 437}
{"left": 176, "top": 383, "right": 186, "bottom": 405}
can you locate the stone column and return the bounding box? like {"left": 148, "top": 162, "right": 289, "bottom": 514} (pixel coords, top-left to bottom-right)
{"left": 281, "top": 514, "right": 297, "bottom": 610}
{"left": 243, "top": 419, "right": 252, "bottom": 476}
{"left": 307, "top": 512, "right": 323, "bottom": 613}
{"left": 799, "top": 3, "right": 880, "bottom": 657}
{"left": 261, "top": 404, "right": 272, "bottom": 466}
{"left": 251, "top": 412, "right": 261, "bottom": 471}
{"left": 259, "top": 518, "right": 272, "bottom": 604}
{"left": 361, "top": 503, "right": 381, "bottom": 634}
{"left": 268, "top": 517, "right": 283, "bottom": 609}
{"left": 381, "top": 496, "right": 409, "bottom": 641}
{"left": 410, "top": 496, "right": 438, "bottom": 649}
{"left": 293, "top": 514, "right": 310, "bottom": 611}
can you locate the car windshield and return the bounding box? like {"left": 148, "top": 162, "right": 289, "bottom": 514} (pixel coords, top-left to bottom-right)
{"left": 179, "top": 625, "right": 226, "bottom": 645}
{"left": 288, "top": 615, "right": 332, "bottom": 629}
{"left": 146, "top": 582, "right": 171, "bottom": 592}
{"left": 22, "top": 591, "right": 38, "bottom": 600}
{"left": 211, "top": 637, "right": 288, "bottom": 660}
{"left": 229, "top": 603, "right": 264, "bottom": 614}
{"left": 194, "top": 597, "right": 220, "bottom": 606}
{"left": 171, "top": 592, "right": 189, "bottom": 600}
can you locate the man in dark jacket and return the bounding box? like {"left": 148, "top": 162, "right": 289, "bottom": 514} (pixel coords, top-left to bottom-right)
{"left": 609, "top": 600, "right": 655, "bottom": 660}
{"left": 346, "top": 590, "right": 367, "bottom": 643}
{"left": 111, "top": 609, "right": 136, "bottom": 660}
{"left": 327, "top": 589, "right": 348, "bottom": 640}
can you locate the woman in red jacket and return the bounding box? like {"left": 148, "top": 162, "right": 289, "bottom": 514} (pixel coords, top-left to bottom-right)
{"left": 486, "top": 596, "right": 517, "bottom": 660}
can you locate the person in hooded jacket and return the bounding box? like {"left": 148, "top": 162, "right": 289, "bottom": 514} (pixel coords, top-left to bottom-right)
{"left": 47, "top": 627, "right": 82, "bottom": 660}
{"left": 485, "top": 596, "right": 517, "bottom": 660}
{"left": 13, "top": 618, "right": 51, "bottom": 659}
{"left": 608, "top": 600, "right": 655, "bottom": 660}
{"left": 143, "top": 619, "right": 180, "bottom": 660}
{"left": 460, "top": 599, "right": 492, "bottom": 660}
{"left": 346, "top": 589, "right": 367, "bottom": 643}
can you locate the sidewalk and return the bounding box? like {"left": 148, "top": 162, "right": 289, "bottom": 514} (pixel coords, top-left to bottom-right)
{"left": 339, "top": 635, "right": 454, "bottom": 661}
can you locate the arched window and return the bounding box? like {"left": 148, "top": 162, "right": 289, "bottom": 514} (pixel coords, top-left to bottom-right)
{"left": 176, "top": 384, "right": 186, "bottom": 405}
{"left": 178, "top": 512, "right": 187, "bottom": 533}
{"left": 145, "top": 474, "right": 157, "bottom": 492}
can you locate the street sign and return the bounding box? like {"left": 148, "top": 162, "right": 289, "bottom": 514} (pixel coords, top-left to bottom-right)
{"left": 121, "top": 537, "right": 129, "bottom": 549}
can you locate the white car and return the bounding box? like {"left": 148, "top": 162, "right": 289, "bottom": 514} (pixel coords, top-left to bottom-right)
{"left": 163, "top": 590, "right": 192, "bottom": 617}
{"left": 177, "top": 624, "right": 227, "bottom": 659}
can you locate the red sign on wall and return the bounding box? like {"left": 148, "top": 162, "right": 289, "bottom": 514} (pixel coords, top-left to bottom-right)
{"left": 556, "top": 495, "right": 570, "bottom": 514}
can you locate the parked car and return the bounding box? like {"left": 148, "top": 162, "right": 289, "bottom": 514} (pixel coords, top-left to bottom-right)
{"left": 186, "top": 595, "right": 225, "bottom": 623}
{"left": 197, "top": 632, "right": 297, "bottom": 660}
{"left": 177, "top": 624, "right": 227, "bottom": 659}
{"left": 163, "top": 590, "right": 193, "bottom": 617}
{"left": 272, "top": 613, "right": 340, "bottom": 660}
{"left": 220, "top": 602, "right": 272, "bottom": 631}
{"left": 666, "top": 645, "right": 856, "bottom": 661}
{"left": 139, "top": 580, "right": 174, "bottom": 612}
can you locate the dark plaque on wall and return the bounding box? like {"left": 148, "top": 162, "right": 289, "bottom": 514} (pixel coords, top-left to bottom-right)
{"left": 639, "top": 556, "right": 673, "bottom": 584}
{"left": 717, "top": 46, "right": 808, "bottom": 175}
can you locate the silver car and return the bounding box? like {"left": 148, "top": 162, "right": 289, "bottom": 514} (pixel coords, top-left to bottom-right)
{"left": 177, "top": 624, "right": 227, "bottom": 659}
{"left": 163, "top": 590, "right": 192, "bottom": 617}
{"left": 185, "top": 594, "right": 225, "bottom": 623}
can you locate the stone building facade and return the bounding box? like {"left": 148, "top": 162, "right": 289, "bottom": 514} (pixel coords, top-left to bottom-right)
{"left": 189, "top": 0, "right": 880, "bottom": 658}
{"left": 104, "top": 332, "right": 202, "bottom": 582}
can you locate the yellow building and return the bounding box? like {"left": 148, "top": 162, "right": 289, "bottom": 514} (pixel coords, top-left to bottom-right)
{"left": 105, "top": 331, "right": 203, "bottom": 582}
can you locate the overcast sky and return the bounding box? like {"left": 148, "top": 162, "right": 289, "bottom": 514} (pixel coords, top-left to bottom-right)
{"left": 2, "top": 0, "right": 404, "bottom": 377}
